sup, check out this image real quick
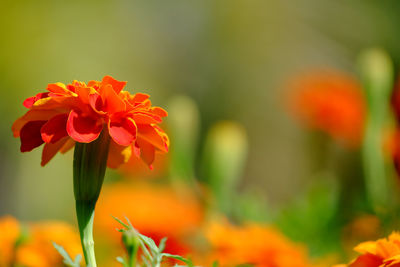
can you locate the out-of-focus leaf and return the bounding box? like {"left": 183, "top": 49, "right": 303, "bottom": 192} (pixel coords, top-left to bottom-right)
{"left": 276, "top": 174, "right": 340, "bottom": 256}
{"left": 53, "top": 242, "right": 81, "bottom": 267}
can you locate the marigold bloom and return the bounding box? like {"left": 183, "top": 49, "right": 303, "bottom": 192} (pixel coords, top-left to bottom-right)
{"left": 338, "top": 232, "right": 400, "bottom": 267}
{"left": 287, "top": 70, "right": 365, "bottom": 147}
{"left": 95, "top": 183, "right": 204, "bottom": 255}
{"left": 0, "top": 216, "right": 20, "bottom": 267}
{"left": 203, "top": 220, "right": 312, "bottom": 267}
{"left": 12, "top": 75, "right": 169, "bottom": 168}
{"left": 0, "top": 216, "right": 81, "bottom": 267}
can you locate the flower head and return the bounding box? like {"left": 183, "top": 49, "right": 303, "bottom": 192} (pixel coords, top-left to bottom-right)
{"left": 12, "top": 76, "right": 169, "bottom": 168}
{"left": 287, "top": 70, "right": 365, "bottom": 147}
{"left": 0, "top": 216, "right": 81, "bottom": 267}
{"left": 339, "top": 232, "right": 400, "bottom": 267}
{"left": 202, "top": 220, "right": 312, "bottom": 267}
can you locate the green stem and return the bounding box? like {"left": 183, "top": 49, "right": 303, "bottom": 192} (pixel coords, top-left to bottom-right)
{"left": 76, "top": 200, "right": 97, "bottom": 267}
{"left": 73, "top": 130, "right": 110, "bottom": 267}
{"left": 358, "top": 49, "right": 393, "bottom": 215}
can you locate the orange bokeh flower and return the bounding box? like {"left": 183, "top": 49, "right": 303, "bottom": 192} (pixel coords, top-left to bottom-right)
{"left": 287, "top": 70, "right": 365, "bottom": 147}
{"left": 0, "top": 216, "right": 81, "bottom": 267}
{"left": 338, "top": 232, "right": 400, "bottom": 267}
{"left": 95, "top": 183, "right": 204, "bottom": 255}
{"left": 0, "top": 216, "right": 20, "bottom": 267}
{"left": 202, "top": 220, "right": 312, "bottom": 267}
{"left": 12, "top": 75, "right": 169, "bottom": 168}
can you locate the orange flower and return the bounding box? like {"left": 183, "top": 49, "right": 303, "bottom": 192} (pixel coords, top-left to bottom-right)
{"left": 338, "top": 232, "right": 400, "bottom": 267}
{"left": 202, "top": 220, "right": 312, "bottom": 267}
{"left": 12, "top": 76, "right": 169, "bottom": 168}
{"left": 0, "top": 216, "right": 20, "bottom": 267}
{"left": 287, "top": 70, "right": 365, "bottom": 147}
{"left": 95, "top": 183, "right": 204, "bottom": 255}
{"left": 0, "top": 216, "right": 81, "bottom": 267}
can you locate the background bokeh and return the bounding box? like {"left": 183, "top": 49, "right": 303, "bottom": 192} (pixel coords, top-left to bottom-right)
{"left": 2, "top": 1, "right": 400, "bottom": 264}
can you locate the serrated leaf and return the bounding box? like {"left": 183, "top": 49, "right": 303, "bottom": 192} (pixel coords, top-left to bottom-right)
{"left": 113, "top": 216, "right": 130, "bottom": 229}
{"left": 138, "top": 233, "right": 159, "bottom": 253}
{"left": 73, "top": 254, "right": 82, "bottom": 265}
{"left": 158, "top": 237, "right": 167, "bottom": 252}
{"left": 53, "top": 242, "right": 81, "bottom": 267}
{"left": 161, "top": 253, "right": 193, "bottom": 266}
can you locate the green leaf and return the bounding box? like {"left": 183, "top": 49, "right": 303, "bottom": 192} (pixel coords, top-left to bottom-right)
{"left": 161, "top": 253, "right": 193, "bottom": 267}
{"left": 53, "top": 242, "right": 81, "bottom": 267}
{"left": 158, "top": 237, "right": 167, "bottom": 252}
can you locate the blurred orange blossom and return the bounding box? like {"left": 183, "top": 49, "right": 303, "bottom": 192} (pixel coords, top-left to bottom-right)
{"left": 95, "top": 183, "right": 204, "bottom": 255}
{"left": 287, "top": 70, "right": 365, "bottom": 147}
{"left": 0, "top": 215, "right": 81, "bottom": 267}
{"left": 335, "top": 232, "right": 400, "bottom": 267}
{"left": 12, "top": 75, "right": 169, "bottom": 168}
{"left": 202, "top": 219, "right": 313, "bottom": 267}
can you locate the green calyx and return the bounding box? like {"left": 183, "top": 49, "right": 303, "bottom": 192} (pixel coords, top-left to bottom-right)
{"left": 73, "top": 129, "right": 110, "bottom": 267}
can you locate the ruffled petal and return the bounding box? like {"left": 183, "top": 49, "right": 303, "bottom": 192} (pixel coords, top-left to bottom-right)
{"left": 131, "top": 112, "right": 162, "bottom": 124}
{"left": 47, "top": 82, "right": 75, "bottom": 96}
{"left": 89, "top": 93, "right": 106, "bottom": 114}
{"left": 136, "top": 137, "right": 155, "bottom": 168}
{"left": 12, "top": 109, "right": 60, "bottom": 137}
{"left": 41, "top": 136, "right": 70, "bottom": 166}
{"left": 23, "top": 92, "right": 50, "bottom": 108}
{"left": 59, "top": 138, "right": 76, "bottom": 153}
{"left": 150, "top": 107, "right": 168, "bottom": 117}
{"left": 107, "top": 140, "right": 132, "bottom": 168}
{"left": 137, "top": 124, "right": 168, "bottom": 152}
{"left": 20, "top": 121, "right": 46, "bottom": 152}
{"left": 108, "top": 116, "right": 137, "bottom": 146}
{"left": 41, "top": 113, "right": 68, "bottom": 143}
{"left": 102, "top": 75, "right": 127, "bottom": 94}
{"left": 131, "top": 93, "right": 150, "bottom": 103}
{"left": 349, "top": 254, "right": 382, "bottom": 267}
{"left": 66, "top": 109, "right": 103, "bottom": 143}
{"left": 75, "top": 86, "right": 97, "bottom": 104}
{"left": 99, "top": 84, "right": 126, "bottom": 114}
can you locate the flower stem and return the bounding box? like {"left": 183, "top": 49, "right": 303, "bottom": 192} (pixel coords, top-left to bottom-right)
{"left": 73, "top": 130, "right": 110, "bottom": 267}
{"left": 76, "top": 200, "right": 97, "bottom": 267}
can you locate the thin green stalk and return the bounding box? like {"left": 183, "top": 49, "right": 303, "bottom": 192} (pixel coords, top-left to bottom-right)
{"left": 358, "top": 48, "right": 393, "bottom": 215}
{"left": 76, "top": 200, "right": 96, "bottom": 267}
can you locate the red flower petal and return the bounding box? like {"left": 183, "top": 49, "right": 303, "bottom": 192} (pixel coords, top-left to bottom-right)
{"left": 109, "top": 116, "right": 137, "bottom": 146}
{"left": 89, "top": 93, "right": 105, "bottom": 114}
{"left": 99, "top": 84, "right": 126, "bottom": 114}
{"left": 107, "top": 140, "right": 132, "bottom": 168}
{"left": 151, "top": 107, "right": 168, "bottom": 117}
{"left": 41, "top": 136, "right": 69, "bottom": 166}
{"left": 23, "top": 92, "right": 50, "bottom": 108}
{"left": 102, "top": 75, "right": 127, "bottom": 94}
{"left": 20, "top": 121, "right": 47, "bottom": 152}
{"left": 349, "top": 254, "right": 383, "bottom": 267}
{"left": 47, "top": 82, "right": 73, "bottom": 96}
{"left": 12, "top": 109, "right": 60, "bottom": 137}
{"left": 132, "top": 112, "right": 162, "bottom": 124}
{"left": 41, "top": 113, "right": 68, "bottom": 143}
{"left": 137, "top": 124, "right": 168, "bottom": 152}
{"left": 66, "top": 109, "right": 103, "bottom": 143}
{"left": 136, "top": 138, "right": 155, "bottom": 168}
{"left": 132, "top": 93, "right": 150, "bottom": 103}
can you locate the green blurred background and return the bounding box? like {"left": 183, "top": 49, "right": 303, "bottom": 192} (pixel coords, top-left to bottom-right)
{"left": 2, "top": 0, "right": 400, "bottom": 244}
